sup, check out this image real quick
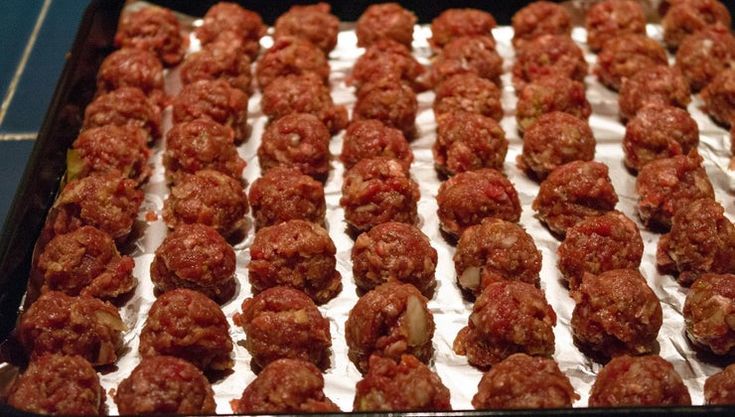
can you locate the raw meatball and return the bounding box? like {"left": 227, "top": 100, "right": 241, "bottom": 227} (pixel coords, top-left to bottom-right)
{"left": 348, "top": 39, "right": 426, "bottom": 92}
{"left": 70, "top": 124, "right": 150, "bottom": 185}
{"left": 340, "top": 119, "right": 413, "bottom": 170}
{"left": 588, "top": 355, "right": 692, "bottom": 406}
{"left": 558, "top": 212, "right": 644, "bottom": 290}
{"left": 18, "top": 291, "right": 123, "bottom": 365}
{"left": 345, "top": 282, "right": 435, "bottom": 373}
{"left": 6, "top": 354, "right": 105, "bottom": 416}
{"left": 255, "top": 37, "right": 330, "bottom": 89}
{"left": 429, "top": 36, "right": 503, "bottom": 87}
{"left": 454, "top": 281, "right": 556, "bottom": 369}
{"left": 113, "top": 356, "right": 215, "bottom": 415}
{"left": 618, "top": 65, "right": 691, "bottom": 122}
{"left": 623, "top": 104, "right": 699, "bottom": 172}
{"left": 172, "top": 79, "right": 249, "bottom": 143}
{"left": 96, "top": 48, "right": 164, "bottom": 102}
{"left": 657, "top": 198, "right": 735, "bottom": 285}
{"left": 233, "top": 286, "right": 331, "bottom": 369}
{"left": 517, "top": 111, "right": 596, "bottom": 180}
{"left": 248, "top": 220, "right": 341, "bottom": 304}
{"left": 685, "top": 273, "right": 735, "bottom": 355}
{"left": 472, "top": 353, "right": 577, "bottom": 409}
{"left": 512, "top": 34, "right": 588, "bottom": 91}
{"left": 354, "top": 355, "right": 451, "bottom": 411}
{"left": 231, "top": 359, "right": 340, "bottom": 413}
{"left": 352, "top": 222, "right": 437, "bottom": 296}
{"left": 274, "top": 3, "right": 339, "bottom": 54}
{"left": 436, "top": 168, "right": 521, "bottom": 238}
{"left": 150, "top": 223, "right": 236, "bottom": 303}
{"left": 341, "top": 157, "right": 420, "bottom": 232}
{"left": 249, "top": 167, "right": 326, "bottom": 229}
{"left": 433, "top": 73, "right": 503, "bottom": 121}
{"left": 261, "top": 73, "right": 347, "bottom": 134}
{"left": 454, "top": 218, "right": 542, "bottom": 297}
{"left": 512, "top": 1, "right": 572, "bottom": 48}
{"left": 114, "top": 6, "right": 187, "bottom": 66}
{"left": 180, "top": 37, "right": 253, "bottom": 93}
{"left": 595, "top": 34, "right": 669, "bottom": 91}
{"left": 139, "top": 288, "right": 233, "bottom": 371}
{"left": 586, "top": 0, "right": 647, "bottom": 52}
{"left": 356, "top": 3, "right": 416, "bottom": 48}
{"left": 433, "top": 111, "right": 508, "bottom": 176}
{"left": 705, "top": 364, "right": 735, "bottom": 404}
{"left": 676, "top": 26, "right": 735, "bottom": 92}
{"left": 662, "top": 0, "right": 731, "bottom": 49}
{"left": 83, "top": 87, "right": 162, "bottom": 139}
{"left": 516, "top": 75, "right": 591, "bottom": 133}
{"left": 701, "top": 68, "right": 735, "bottom": 127}
{"left": 430, "top": 8, "right": 496, "bottom": 51}
{"left": 257, "top": 113, "right": 331, "bottom": 178}
{"left": 353, "top": 79, "right": 418, "bottom": 138}
{"left": 37, "top": 226, "right": 136, "bottom": 299}
{"left": 636, "top": 153, "right": 714, "bottom": 229}
{"left": 195, "top": 2, "right": 266, "bottom": 59}
{"left": 162, "top": 169, "right": 249, "bottom": 238}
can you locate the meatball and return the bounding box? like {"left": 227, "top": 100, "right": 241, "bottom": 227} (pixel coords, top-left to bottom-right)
{"left": 261, "top": 73, "right": 347, "bottom": 134}
{"left": 436, "top": 168, "right": 521, "bottom": 238}
{"left": 433, "top": 73, "right": 502, "bottom": 121}
{"left": 684, "top": 273, "right": 735, "bottom": 355}
{"left": 248, "top": 220, "right": 341, "bottom": 304}
{"left": 180, "top": 37, "right": 253, "bottom": 93}
{"left": 517, "top": 112, "right": 596, "bottom": 180}
{"left": 512, "top": 34, "right": 588, "bottom": 91}
{"left": 657, "top": 198, "right": 735, "bottom": 285}
{"left": 83, "top": 87, "right": 162, "bottom": 140}
{"left": 430, "top": 8, "right": 496, "bottom": 51}
{"left": 231, "top": 359, "right": 339, "bottom": 413}
{"left": 162, "top": 169, "right": 249, "bottom": 237}
{"left": 676, "top": 26, "right": 735, "bottom": 92}
{"left": 341, "top": 157, "right": 420, "bottom": 232}
{"left": 163, "top": 118, "right": 245, "bottom": 183}
{"left": 454, "top": 218, "right": 542, "bottom": 297}
{"left": 588, "top": 355, "right": 692, "bottom": 406}
{"left": 558, "top": 211, "right": 644, "bottom": 290}
{"left": 257, "top": 113, "right": 331, "bottom": 178}
{"left": 340, "top": 119, "right": 413, "bottom": 170}
{"left": 352, "top": 222, "right": 437, "bottom": 296}
{"left": 255, "top": 37, "right": 330, "bottom": 89}
{"left": 705, "top": 364, "right": 735, "bottom": 404}
{"left": 636, "top": 153, "right": 714, "bottom": 229}
{"left": 511, "top": 1, "right": 572, "bottom": 48}
{"left": 37, "top": 226, "right": 135, "bottom": 299}
{"left": 472, "top": 353, "right": 577, "bottom": 409}
{"left": 6, "top": 355, "right": 105, "bottom": 416}
{"left": 70, "top": 124, "right": 150, "bottom": 185}
{"left": 623, "top": 105, "right": 699, "bottom": 172}
{"left": 139, "top": 288, "right": 233, "bottom": 370}
{"left": 348, "top": 39, "right": 426, "bottom": 92}
{"left": 618, "top": 64, "right": 691, "bottom": 122}
{"left": 249, "top": 167, "right": 326, "bottom": 229}
{"left": 429, "top": 36, "right": 503, "bottom": 87}
{"left": 345, "top": 282, "right": 435, "bottom": 373}
{"left": 701, "top": 68, "right": 735, "bottom": 127}
{"left": 433, "top": 111, "right": 508, "bottom": 176}
{"left": 18, "top": 292, "right": 123, "bottom": 365}
{"left": 356, "top": 3, "right": 416, "bottom": 48}
{"left": 533, "top": 160, "right": 618, "bottom": 237}
{"left": 96, "top": 48, "right": 164, "bottom": 103}
{"left": 354, "top": 355, "right": 451, "bottom": 411}
{"left": 113, "top": 356, "right": 215, "bottom": 415}
{"left": 150, "top": 223, "right": 236, "bottom": 303}
{"left": 172, "top": 79, "right": 249, "bottom": 143}
{"left": 516, "top": 75, "right": 591, "bottom": 133}
{"left": 595, "top": 34, "right": 669, "bottom": 91}
{"left": 274, "top": 3, "right": 339, "bottom": 54}
{"left": 114, "top": 6, "right": 187, "bottom": 66}
{"left": 353, "top": 79, "right": 418, "bottom": 138}
{"left": 233, "top": 286, "right": 331, "bottom": 369}
{"left": 662, "top": 0, "right": 732, "bottom": 49}
{"left": 195, "top": 2, "right": 266, "bottom": 60}
{"left": 586, "top": 0, "right": 647, "bottom": 52}
{"left": 454, "top": 281, "right": 556, "bottom": 369}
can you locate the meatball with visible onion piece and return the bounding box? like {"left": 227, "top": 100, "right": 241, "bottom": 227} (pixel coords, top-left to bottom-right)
{"left": 70, "top": 125, "right": 150, "bottom": 185}
{"left": 512, "top": 34, "right": 588, "bottom": 91}
{"left": 619, "top": 66, "right": 691, "bottom": 122}
{"left": 701, "top": 68, "right": 735, "bottom": 128}
{"left": 430, "top": 8, "right": 496, "bottom": 51}
{"left": 429, "top": 36, "right": 503, "bottom": 87}
{"left": 114, "top": 6, "right": 187, "bottom": 66}
{"left": 705, "top": 364, "right": 735, "bottom": 404}
{"left": 356, "top": 3, "right": 416, "bottom": 48}
{"left": 512, "top": 1, "right": 572, "bottom": 48}
{"left": 249, "top": 167, "right": 326, "bottom": 229}
{"left": 96, "top": 48, "right": 165, "bottom": 104}
{"left": 348, "top": 39, "right": 426, "bottom": 92}
{"left": 195, "top": 2, "right": 265, "bottom": 60}
{"left": 684, "top": 273, "right": 735, "bottom": 355}
{"left": 433, "top": 73, "right": 502, "bottom": 121}
{"left": 595, "top": 34, "right": 668, "bottom": 91}
{"left": 180, "top": 36, "right": 253, "bottom": 94}
{"left": 340, "top": 119, "right": 413, "bottom": 170}
{"left": 83, "top": 87, "right": 162, "bottom": 140}
{"left": 676, "top": 25, "right": 735, "bottom": 92}
{"left": 586, "top": 0, "right": 647, "bottom": 52}
{"left": 516, "top": 75, "right": 591, "bottom": 134}
{"left": 255, "top": 37, "right": 330, "bottom": 89}
{"left": 433, "top": 112, "right": 508, "bottom": 176}
{"left": 274, "top": 3, "right": 339, "bottom": 54}
{"left": 172, "top": 79, "right": 249, "bottom": 143}
{"left": 258, "top": 113, "right": 331, "bottom": 178}
{"left": 353, "top": 79, "right": 418, "bottom": 138}
{"left": 662, "top": 0, "right": 731, "bottom": 50}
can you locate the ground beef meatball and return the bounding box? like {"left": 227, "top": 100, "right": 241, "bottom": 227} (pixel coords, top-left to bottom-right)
{"left": 354, "top": 355, "right": 451, "bottom": 411}
{"left": 162, "top": 169, "right": 249, "bottom": 238}
{"left": 433, "top": 73, "right": 502, "bottom": 121}
{"left": 274, "top": 3, "right": 339, "bottom": 54}
{"left": 454, "top": 218, "right": 541, "bottom": 297}
{"left": 113, "top": 355, "right": 215, "bottom": 415}
{"left": 516, "top": 75, "right": 591, "bottom": 134}
{"left": 437, "top": 169, "right": 521, "bottom": 238}
{"left": 705, "top": 364, "right": 735, "bottom": 404}
{"left": 684, "top": 273, "right": 735, "bottom": 355}
{"left": 589, "top": 355, "right": 692, "bottom": 406}
{"left": 151, "top": 223, "right": 236, "bottom": 303}
{"left": 172, "top": 79, "right": 249, "bottom": 143}
{"left": 623, "top": 105, "right": 699, "bottom": 172}
{"left": 558, "top": 212, "right": 644, "bottom": 290}
{"left": 18, "top": 292, "right": 123, "bottom": 365}
{"left": 261, "top": 73, "right": 347, "bottom": 134}
{"left": 70, "top": 124, "right": 150, "bottom": 185}
{"left": 231, "top": 359, "right": 340, "bottom": 413}
{"left": 163, "top": 118, "right": 245, "bottom": 183}
{"left": 636, "top": 153, "right": 714, "bottom": 229}
{"left": 454, "top": 281, "right": 556, "bottom": 369}
{"left": 429, "top": 36, "right": 503, "bottom": 87}
{"left": 180, "top": 37, "right": 253, "bottom": 93}
{"left": 352, "top": 222, "right": 437, "bottom": 296}
{"left": 341, "top": 157, "right": 420, "bottom": 232}
{"left": 511, "top": 1, "right": 572, "bottom": 48}
{"left": 662, "top": 0, "right": 732, "bottom": 50}
{"left": 255, "top": 37, "right": 330, "bottom": 89}
{"left": 356, "top": 3, "right": 416, "bottom": 48}
{"left": 676, "top": 26, "right": 735, "bottom": 92}
{"left": 345, "top": 282, "right": 435, "bottom": 373}
{"left": 249, "top": 167, "right": 326, "bottom": 229}
{"left": 472, "top": 353, "right": 577, "bottom": 409}
{"left": 433, "top": 112, "right": 508, "bottom": 176}
{"left": 257, "top": 113, "right": 331, "bottom": 178}
{"left": 96, "top": 48, "right": 164, "bottom": 103}
{"left": 512, "top": 34, "right": 588, "bottom": 91}
{"left": 248, "top": 220, "right": 341, "bottom": 304}
{"left": 533, "top": 160, "right": 618, "bottom": 237}
{"left": 139, "top": 288, "right": 233, "bottom": 370}
{"left": 618, "top": 66, "right": 691, "bottom": 122}
{"left": 657, "top": 198, "right": 735, "bottom": 285}
{"left": 595, "top": 34, "right": 669, "bottom": 91}
{"left": 195, "top": 2, "right": 266, "bottom": 60}
{"left": 586, "top": 0, "right": 647, "bottom": 52}
{"left": 233, "top": 286, "right": 331, "bottom": 369}
{"left": 340, "top": 119, "right": 413, "bottom": 170}
{"left": 83, "top": 87, "right": 161, "bottom": 139}
{"left": 348, "top": 39, "right": 426, "bottom": 92}
{"left": 114, "top": 6, "right": 187, "bottom": 66}
{"left": 430, "top": 8, "right": 496, "bottom": 51}
{"left": 37, "top": 226, "right": 135, "bottom": 299}
{"left": 353, "top": 79, "right": 418, "bottom": 138}
{"left": 518, "top": 112, "right": 596, "bottom": 180}
{"left": 6, "top": 354, "right": 105, "bottom": 416}
{"left": 702, "top": 68, "right": 735, "bottom": 127}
